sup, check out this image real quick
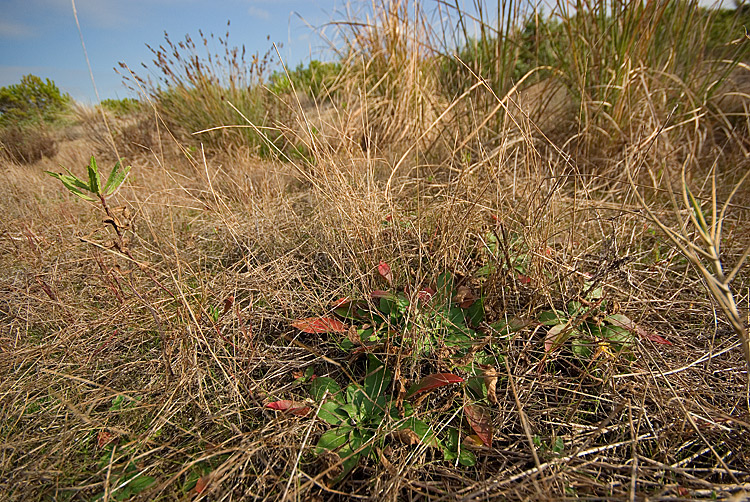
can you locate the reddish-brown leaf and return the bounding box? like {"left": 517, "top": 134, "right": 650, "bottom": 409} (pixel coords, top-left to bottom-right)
{"left": 464, "top": 403, "right": 492, "bottom": 447}
{"left": 97, "top": 430, "right": 116, "bottom": 449}
{"left": 482, "top": 366, "right": 500, "bottom": 405}
{"left": 371, "top": 290, "right": 389, "bottom": 299}
{"left": 606, "top": 314, "right": 672, "bottom": 345}
{"left": 406, "top": 373, "right": 464, "bottom": 399}
{"left": 417, "top": 287, "right": 435, "bottom": 303}
{"left": 222, "top": 295, "right": 234, "bottom": 315}
{"left": 518, "top": 274, "right": 532, "bottom": 285}
{"left": 291, "top": 317, "right": 347, "bottom": 334}
{"left": 265, "top": 400, "right": 311, "bottom": 416}
{"left": 194, "top": 475, "right": 210, "bottom": 494}
{"left": 378, "top": 261, "right": 393, "bottom": 285}
{"left": 455, "top": 285, "right": 477, "bottom": 308}
{"left": 330, "top": 297, "right": 351, "bottom": 309}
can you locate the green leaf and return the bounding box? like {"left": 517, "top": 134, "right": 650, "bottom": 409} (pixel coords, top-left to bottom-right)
{"left": 310, "top": 377, "right": 341, "bottom": 402}
{"left": 46, "top": 171, "right": 96, "bottom": 201}
{"left": 335, "top": 442, "right": 363, "bottom": 481}
{"left": 362, "top": 355, "right": 391, "bottom": 418}
{"left": 318, "top": 402, "right": 348, "bottom": 426}
{"left": 442, "top": 427, "right": 475, "bottom": 465}
{"left": 339, "top": 403, "right": 360, "bottom": 420}
{"left": 87, "top": 156, "right": 101, "bottom": 195}
{"left": 104, "top": 160, "right": 131, "bottom": 195}
{"left": 125, "top": 474, "right": 156, "bottom": 494}
{"left": 600, "top": 325, "right": 634, "bottom": 347}
{"left": 571, "top": 338, "right": 592, "bottom": 358}
{"left": 315, "top": 426, "right": 353, "bottom": 455}
{"left": 364, "top": 355, "right": 391, "bottom": 400}
{"left": 464, "top": 297, "right": 484, "bottom": 326}
{"left": 686, "top": 185, "right": 709, "bottom": 233}
{"left": 401, "top": 418, "right": 439, "bottom": 447}
{"left": 538, "top": 310, "right": 566, "bottom": 326}
{"left": 458, "top": 449, "right": 477, "bottom": 466}
{"left": 567, "top": 301, "right": 582, "bottom": 316}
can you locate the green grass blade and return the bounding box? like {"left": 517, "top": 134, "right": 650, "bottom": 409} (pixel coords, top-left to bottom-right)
{"left": 104, "top": 160, "right": 131, "bottom": 195}
{"left": 87, "top": 156, "right": 101, "bottom": 195}
{"left": 45, "top": 171, "right": 96, "bottom": 201}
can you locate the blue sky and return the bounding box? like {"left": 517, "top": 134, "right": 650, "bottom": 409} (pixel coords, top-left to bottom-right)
{"left": 0, "top": 0, "right": 726, "bottom": 103}
{"left": 0, "top": 0, "right": 352, "bottom": 102}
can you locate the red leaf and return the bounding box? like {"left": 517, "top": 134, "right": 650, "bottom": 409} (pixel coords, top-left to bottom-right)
{"left": 606, "top": 314, "right": 672, "bottom": 346}
{"left": 330, "top": 297, "right": 351, "bottom": 309}
{"left": 97, "top": 430, "right": 116, "bottom": 449}
{"left": 638, "top": 331, "right": 672, "bottom": 345}
{"left": 291, "top": 317, "right": 347, "bottom": 334}
{"left": 464, "top": 403, "right": 492, "bottom": 447}
{"left": 194, "top": 475, "right": 210, "bottom": 494}
{"left": 378, "top": 261, "right": 393, "bottom": 285}
{"left": 518, "top": 274, "right": 532, "bottom": 285}
{"left": 417, "top": 287, "right": 435, "bottom": 303}
{"left": 371, "top": 290, "right": 389, "bottom": 299}
{"left": 222, "top": 295, "right": 234, "bottom": 315}
{"left": 265, "top": 400, "right": 311, "bottom": 416}
{"left": 406, "top": 373, "right": 464, "bottom": 399}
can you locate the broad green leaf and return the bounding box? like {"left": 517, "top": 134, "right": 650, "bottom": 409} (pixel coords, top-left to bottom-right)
{"left": 400, "top": 418, "right": 439, "bottom": 447}
{"left": 545, "top": 324, "right": 579, "bottom": 352}
{"left": 538, "top": 310, "right": 565, "bottom": 326}
{"left": 346, "top": 384, "right": 363, "bottom": 409}
{"left": 335, "top": 443, "right": 362, "bottom": 481}
{"left": 571, "top": 338, "right": 592, "bottom": 358}
{"left": 442, "top": 427, "right": 475, "bottom": 466}
{"left": 317, "top": 402, "right": 347, "bottom": 425}
{"left": 339, "top": 403, "right": 359, "bottom": 421}
{"left": 600, "top": 325, "right": 634, "bottom": 346}
{"left": 310, "top": 377, "right": 341, "bottom": 402}
{"left": 458, "top": 449, "right": 477, "bottom": 466}
{"left": 315, "top": 426, "right": 353, "bottom": 455}
{"left": 87, "top": 156, "right": 101, "bottom": 194}
{"left": 46, "top": 171, "right": 96, "bottom": 201}
{"left": 364, "top": 355, "right": 391, "bottom": 400}
{"left": 125, "top": 474, "right": 156, "bottom": 494}
{"left": 104, "top": 160, "right": 131, "bottom": 195}
{"left": 464, "top": 297, "right": 484, "bottom": 326}
{"left": 567, "top": 301, "right": 582, "bottom": 316}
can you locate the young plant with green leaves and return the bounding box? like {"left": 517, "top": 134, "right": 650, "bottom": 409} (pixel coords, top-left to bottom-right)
{"left": 539, "top": 278, "right": 671, "bottom": 364}
{"left": 46, "top": 155, "right": 129, "bottom": 203}
{"left": 330, "top": 268, "right": 493, "bottom": 369}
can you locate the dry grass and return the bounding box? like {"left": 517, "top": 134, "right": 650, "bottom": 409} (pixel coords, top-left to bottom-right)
{"left": 2, "top": 1, "right": 750, "bottom": 500}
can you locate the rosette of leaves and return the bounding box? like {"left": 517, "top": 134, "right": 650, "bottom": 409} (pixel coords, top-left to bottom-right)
{"left": 335, "top": 272, "right": 490, "bottom": 366}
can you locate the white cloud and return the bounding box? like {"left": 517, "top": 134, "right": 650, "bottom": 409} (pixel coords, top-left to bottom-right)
{"left": 0, "top": 20, "right": 35, "bottom": 39}
{"left": 248, "top": 6, "right": 271, "bottom": 20}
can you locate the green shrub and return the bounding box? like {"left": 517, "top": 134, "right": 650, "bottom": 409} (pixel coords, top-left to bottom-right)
{"left": 99, "top": 97, "right": 142, "bottom": 117}
{"left": 0, "top": 74, "right": 71, "bottom": 126}
{"left": 269, "top": 60, "right": 341, "bottom": 100}
{"left": 126, "top": 24, "right": 278, "bottom": 153}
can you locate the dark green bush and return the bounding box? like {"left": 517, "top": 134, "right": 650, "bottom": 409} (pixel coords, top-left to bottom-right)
{"left": 100, "top": 97, "right": 142, "bottom": 117}
{"left": 0, "top": 74, "right": 70, "bottom": 126}
{"left": 269, "top": 60, "right": 341, "bottom": 100}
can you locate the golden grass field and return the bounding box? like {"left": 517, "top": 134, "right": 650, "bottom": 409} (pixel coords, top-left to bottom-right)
{"left": 2, "top": 1, "right": 750, "bottom": 500}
